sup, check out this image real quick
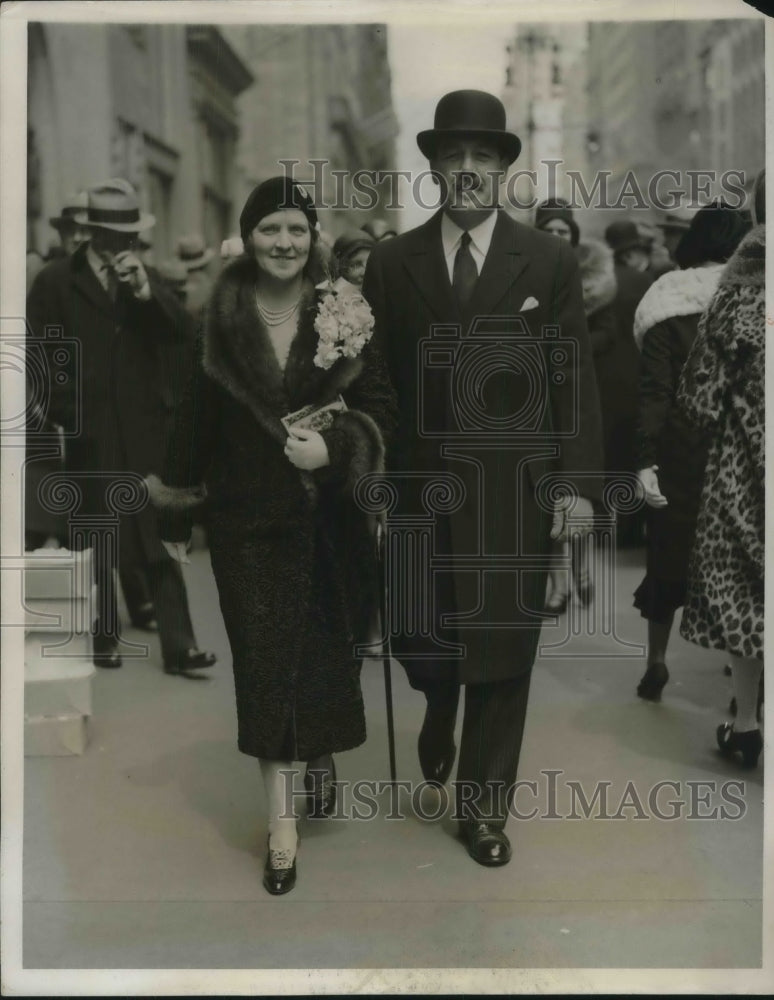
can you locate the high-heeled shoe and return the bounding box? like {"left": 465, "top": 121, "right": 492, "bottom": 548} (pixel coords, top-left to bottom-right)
{"left": 304, "top": 754, "right": 336, "bottom": 818}
{"left": 637, "top": 662, "right": 669, "bottom": 701}
{"left": 716, "top": 723, "right": 763, "bottom": 769}
{"left": 262, "top": 836, "right": 297, "bottom": 895}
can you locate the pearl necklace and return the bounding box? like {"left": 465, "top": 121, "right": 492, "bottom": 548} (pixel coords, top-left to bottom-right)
{"left": 256, "top": 292, "right": 300, "bottom": 327}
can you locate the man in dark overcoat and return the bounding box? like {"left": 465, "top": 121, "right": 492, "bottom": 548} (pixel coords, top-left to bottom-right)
{"left": 26, "top": 178, "right": 215, "bottom": 675}
{"left": 363, "top": 91, "right": 604, "bottom": 865}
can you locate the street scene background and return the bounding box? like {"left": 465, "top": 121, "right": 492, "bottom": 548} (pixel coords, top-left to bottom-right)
{"left": 11, "top": 6, "right": 769, "bottom": 988}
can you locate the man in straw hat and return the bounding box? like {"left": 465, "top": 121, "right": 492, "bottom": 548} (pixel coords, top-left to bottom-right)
{"left": 364, "top": 90, "right": 603, "bottom": 866}
{"left": 27, "top": 178, "right": 216, "bottom": 676}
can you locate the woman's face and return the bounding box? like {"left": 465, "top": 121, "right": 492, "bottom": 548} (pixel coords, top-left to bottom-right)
{"left": 341, "top": 248, "right": 371, "bottom": 288}
{"left": 541, "top": 219, "right": 573, "bottom": 241}
{"left": 249, "top": 209, "right": 311, "bottom": 282}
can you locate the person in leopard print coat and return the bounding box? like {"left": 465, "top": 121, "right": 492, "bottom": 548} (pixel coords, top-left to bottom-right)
{"left": 677, "top": 169, "right": 765, "bottom": 768}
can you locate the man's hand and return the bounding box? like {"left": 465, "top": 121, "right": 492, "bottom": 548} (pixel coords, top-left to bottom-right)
{"left": 284, "top": 428, "right": 330, "bottom": 471}
{"left": 637, "top": 466, "right": 668, "bottom": 508}
{"left": 162, "top": 540, "right": 190, "bottom": 564}
{"left": 113, "top": 251, "right": 150, "bottom": 299}
{"left": 550, "top": 495, "right": 596, "bottom": 541}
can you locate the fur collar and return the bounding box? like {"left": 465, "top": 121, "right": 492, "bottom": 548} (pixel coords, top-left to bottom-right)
{"left": 719, "top": 224, "right": 765, "bottom": 290}
{"left": 633, "top": 264, "right": 724, "bottom": 348}
{"left": 577, "top": 239, "right": 617, "bottom": 317}
{"left": 203, "top": 256, "right": 366, "bottom": 447}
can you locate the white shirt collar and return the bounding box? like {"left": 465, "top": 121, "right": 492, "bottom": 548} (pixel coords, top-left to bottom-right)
{"left": 441, "top": 209, "right": 498, "bottom": 262}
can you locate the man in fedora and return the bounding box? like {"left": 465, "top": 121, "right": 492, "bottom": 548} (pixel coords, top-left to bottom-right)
{"left": 27, "top": 178, "right": 216, "bottom": 676}
{"left": 363, "top": 90, "right": 603, "bottom": 866}
{"left": 47, "top": 191, "right": 90, "bottom": 259}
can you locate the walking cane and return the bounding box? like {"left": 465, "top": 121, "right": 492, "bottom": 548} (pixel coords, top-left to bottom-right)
{"left": 376, "top": 518, "right": 397, "bottom": 783}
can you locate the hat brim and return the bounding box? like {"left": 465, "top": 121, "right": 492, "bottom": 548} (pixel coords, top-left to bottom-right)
{"left": 73, "top": 211, "right": 156, "bottom": 233}
{"left": 417, "top": 128, "right": 522, "bottom": 164}
{"left": 179, "top": 248, "right": 215, "bottom": 270}
{"left": 49, "top": 216, "right": 80, "bottom": 230}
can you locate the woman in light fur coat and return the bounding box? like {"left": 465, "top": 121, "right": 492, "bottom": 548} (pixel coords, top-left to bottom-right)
{"left": 150, "top": 178, "right": 397, "bottom": 895}
{"left": 677, "top": 172, "right": 765, "bottom": 768}
{"left": 632, "top": 201, "right": 750, "bottom": 703}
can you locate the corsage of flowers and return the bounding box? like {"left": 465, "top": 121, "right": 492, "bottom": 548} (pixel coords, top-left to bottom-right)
{"left": 313, "top": 276, "right": 375, "bottom": 370}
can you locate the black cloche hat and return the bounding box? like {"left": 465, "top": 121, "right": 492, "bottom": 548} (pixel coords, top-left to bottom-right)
{"left": 417, "top": 90, "right": 522, "bottom": 164}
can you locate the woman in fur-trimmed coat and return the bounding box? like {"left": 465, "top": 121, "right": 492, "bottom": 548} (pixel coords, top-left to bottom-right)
{"left": 630, "top": 201, "right": 750, "bottom": 704}
{"left": 150, "top": 178, "right": 397, "bottom": 894}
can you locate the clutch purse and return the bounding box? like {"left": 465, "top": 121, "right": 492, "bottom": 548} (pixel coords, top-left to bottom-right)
{"left": 281, "top": 395, "right": 347, "bottom": 434}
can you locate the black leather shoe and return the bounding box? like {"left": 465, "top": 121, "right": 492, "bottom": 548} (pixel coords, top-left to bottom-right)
{"left": 93, "top": 650, "right": 122, "bottom": 669}
{"left": 304, "top": 755, "right": 336, "bottom": 818}
{"left": 418, "top": 701, "right": 457, "bottom": 786}
{"left": 460, "top": 822, "right": 512, "bottom": 867}
{"left": 716, "top": 723, "right": 763, "bottom": 769}
{"left": 262, "top": 839, "right": 297, "bottom": 896}
{"left": 164, "top": 648, "right": 217, "bottom": 676}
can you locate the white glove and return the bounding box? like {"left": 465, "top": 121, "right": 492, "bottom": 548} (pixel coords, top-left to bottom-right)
{"left": 162, "top": 540, "right": 190, "bottom": 564}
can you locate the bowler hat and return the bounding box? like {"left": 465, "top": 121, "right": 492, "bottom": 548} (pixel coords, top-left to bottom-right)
{"left": 604, "top": 220, "right": 650, "bottom": 255}
{"left": 417, "top": 90, "right": 522, "bottom": 164}
{"left": 176, "top": 233, "right": 215, "bottom": 271}
{"left": 75, "top": 178, "right": 155, "bottom": 232}
{"left": 49, "top": 191, "right": 88, "bottom": 230}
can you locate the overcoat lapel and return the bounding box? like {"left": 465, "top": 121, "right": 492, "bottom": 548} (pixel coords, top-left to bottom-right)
{"left": 464, "top": 211, "right": 530, "bottom": 323}
{"left": 401, "top": 210, "right": 459, "bottom": 324}
{"left": 70, "top": 248, "right": 115, "bottom": 318}
{"left": 202, "top": 257, "right": 367, "bottom": 447}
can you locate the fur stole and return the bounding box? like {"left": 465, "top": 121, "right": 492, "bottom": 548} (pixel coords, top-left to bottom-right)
{"left": 202, "top": 255, "right": 369, "bottom": 448}
{"left": 633, "top": 264, "right": 724, "bottom": 349}
{"left": 577, "top": 239, "right": 617, "bottom": 317}
{"left": 718, "top": 224, "right": 765, "bottom": 290}
{"left": 150, "top": 256, "right": 385, "bottom": 514}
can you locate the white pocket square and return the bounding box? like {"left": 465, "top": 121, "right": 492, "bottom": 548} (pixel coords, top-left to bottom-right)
{"left": 520, "top": 296, "right": 539, "bottom": 311}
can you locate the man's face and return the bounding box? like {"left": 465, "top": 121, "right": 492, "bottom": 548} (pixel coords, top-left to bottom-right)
{"left": 59, "top": 222, "right": 89, "bottom": 256}
{"left": 88, "top": 227, "right": 140, "bottom": 265}
{"left": 620, "top": 247, "right": 651, "bottom": 272}
{"left": 541, "top": 219, "right": 573, "bottom": 242}
{"left": 430, "top": 136, "right": 507, "bottom": 221}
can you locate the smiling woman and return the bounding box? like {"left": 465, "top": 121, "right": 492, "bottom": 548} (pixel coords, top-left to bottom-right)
{"left": 150, "top": 175, "right": 398, "bottom": 897}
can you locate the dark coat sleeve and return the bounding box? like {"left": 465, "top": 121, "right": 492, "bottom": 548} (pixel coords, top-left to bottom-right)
{"left": 587, "top": 304, "right": 618, "bottom": 357}
{"left": 546, "top": 244, "right": 605, "bottom": 503}
{"left": 317, "top": 338, "right": 398, "bottom": 494}
{"left": 636, "top": 320, "right": 677, "bottom": 469}
{"left": 152, "top": 343, "right": 218, "bottom": 543}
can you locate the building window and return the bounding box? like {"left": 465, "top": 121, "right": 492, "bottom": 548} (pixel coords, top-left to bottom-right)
{"left": 146, "top": 167, "right": 173, "bottom": 259}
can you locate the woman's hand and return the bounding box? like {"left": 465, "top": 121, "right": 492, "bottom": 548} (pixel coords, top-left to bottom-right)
{"left": 162, "top": 540, "right": 191, "bottom": 564}
{"left": 284, "top": 428, "right": 330, "bottom": 470}
{"left": 638, "top": 466, "right": 668, "bottom": 508}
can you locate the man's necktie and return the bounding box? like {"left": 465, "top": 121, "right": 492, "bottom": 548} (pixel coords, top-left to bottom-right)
{"left": 452, "top": 231, "right": 478, "bottom": 309}
{"left": 102, "top": 264, "right": 119, "bottom": 303}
